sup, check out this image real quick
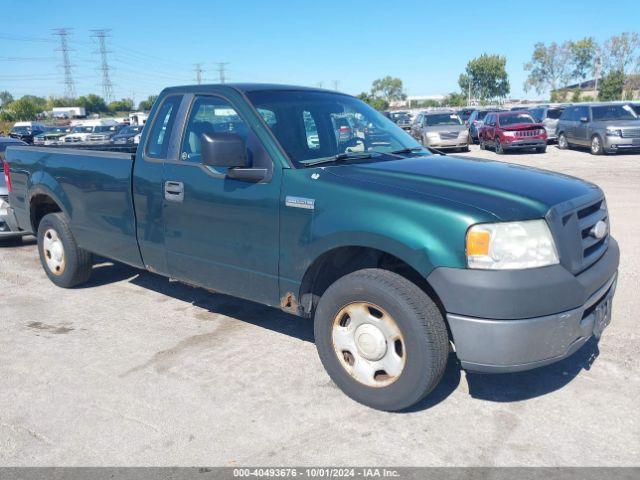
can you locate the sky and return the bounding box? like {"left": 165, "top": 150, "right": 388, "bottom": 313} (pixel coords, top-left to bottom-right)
{"left": 1, "top": 0, "right": 639, "bottom": 104}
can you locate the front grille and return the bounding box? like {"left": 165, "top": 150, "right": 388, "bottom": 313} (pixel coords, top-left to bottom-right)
{"left": 621, "top": 128, "right": 640, "bottom": 138}
{"left": 440, "top": 131, "right": 459, "bottom": 140}
{"left": 577, "top": 199, "right": 608, "bottom": 269}
{"left": 514, "top": 129, "right": 542, "bottom": 137}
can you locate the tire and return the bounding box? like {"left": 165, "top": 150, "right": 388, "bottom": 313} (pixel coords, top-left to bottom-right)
{"left": 461, "top": 145, "right": 470, "bottom": 152}
{"left": 557, "top": 132, "right": 569, "bottom": 150}
{"left": 314, "top": 269, "right": 449, "bottom": 411}
{"left": 495, "top": 138, "right": 505, "bottom": 154}
{"left": 591, "top": 134, "right": 603, "bottom": 155}
{"left": 479, "top": 138, "right": 486, "bottom": 150}
{"left": 536, "top": 146, "right": 547, "bottom": 153}
{"left": 37, "top": 212, "right": 93, "bottom": 288}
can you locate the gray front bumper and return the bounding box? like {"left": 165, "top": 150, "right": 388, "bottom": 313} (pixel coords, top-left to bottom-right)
{"left": 447, "top": 273, "right": 616, "bottom": 373}
{"left": 0, "top": 206, "right": 28, "bottom": 238}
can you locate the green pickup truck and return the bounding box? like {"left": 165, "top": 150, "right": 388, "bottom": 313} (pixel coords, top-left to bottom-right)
{"left": 4, "top": 84, "right": 619, "bottom": 411}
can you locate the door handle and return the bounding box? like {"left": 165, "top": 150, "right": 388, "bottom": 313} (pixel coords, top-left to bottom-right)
{"left": 164, "top": 181, "right": 184, "bottom": 202}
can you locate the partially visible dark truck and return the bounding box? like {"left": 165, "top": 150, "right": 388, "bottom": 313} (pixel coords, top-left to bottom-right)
{"left": 5, "top": 84, "right": 619, "bottom": 411}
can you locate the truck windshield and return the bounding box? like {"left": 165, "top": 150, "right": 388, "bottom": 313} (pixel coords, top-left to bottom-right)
{"left": 245, "top": 90, "right": 425, "bottom": 167}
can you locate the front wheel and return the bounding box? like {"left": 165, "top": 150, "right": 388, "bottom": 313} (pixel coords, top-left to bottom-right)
{"left": 591, "top": 135, "right": 604, "bottom": 155}
{"left": 536, "top": 146, "right": 547, "bottom": 153}
{"left": 495, "top": 138, "right": 505, "bottom": 154}
{"left": 557, "top": 132, "right": 569, "bottom": 149}
{"left": 37, "top": 212, "right": 93, "bottom": 288}
{"left": 314, "top": 269, "right": 449, "bottom": 411}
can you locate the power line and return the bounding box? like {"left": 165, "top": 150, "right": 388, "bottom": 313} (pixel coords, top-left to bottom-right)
{"left": 91, "top": 29, "right": 114, "bottom": 102}
{"left": 194, "top": 63, "right": 204, "bottom": 84}
{"left": 52, "top": 28, "right": 76, "bottom": 98}
{"left": 216, "top": 62, "right": 229, "bottom": 84}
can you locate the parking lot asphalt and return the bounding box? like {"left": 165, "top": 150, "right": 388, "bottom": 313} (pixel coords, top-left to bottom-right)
{"left": 1, "top": 144, "right": 639, "bottom": 466}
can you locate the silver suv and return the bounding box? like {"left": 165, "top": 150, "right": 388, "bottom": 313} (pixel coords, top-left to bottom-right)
{"left": 557, "top": 103, "right": 640, "bottom": 155}
{"left": 410, "top": 110, "right": 469, "bottom": 152}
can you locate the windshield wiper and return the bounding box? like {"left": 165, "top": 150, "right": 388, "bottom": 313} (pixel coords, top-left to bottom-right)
{"left": 389, "top": 147, "right": 424, "bottom": 155}
{"left": 303, "top": 152, "right": 374, "bottom": 167}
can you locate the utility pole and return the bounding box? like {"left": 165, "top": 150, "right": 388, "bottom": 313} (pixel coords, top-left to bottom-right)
{"left": 333, "top": 80, "right": 339, "bottom": 91}
{"left": 194, "top": 63, "right": 203, "bottom": 84}
{"left": 594, "top": 53, "right": 602, "bottom": 96}
{"left": 90, "top": 29, "right": 114, "bottom": 102}
{"left": 317, "top": 81, "right": 324, "bottom": 88}
{"left": 53, "top": 28, "right": 76, "bottom": 99}
{"left": 216, "top": 62, "right": 229, "bottom": 84}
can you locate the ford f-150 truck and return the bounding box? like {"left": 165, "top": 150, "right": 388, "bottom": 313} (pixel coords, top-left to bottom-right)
{"left": 4, "top": 84, "right": 619, "bottom": 411}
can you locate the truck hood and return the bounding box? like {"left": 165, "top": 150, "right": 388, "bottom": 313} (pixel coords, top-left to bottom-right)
{"left": 323, "top": 155, "right": 599, "bottom": 220}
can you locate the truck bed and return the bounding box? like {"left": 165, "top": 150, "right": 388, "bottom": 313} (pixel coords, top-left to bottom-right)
{"left": 7, "top": 146, "right": 144, "bottom": 268}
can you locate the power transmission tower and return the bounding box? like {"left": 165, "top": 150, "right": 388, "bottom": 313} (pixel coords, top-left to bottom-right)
{"left": 216, "top": 62, "right": 229, "bottom": 84}
{"left": 52, "top": 28, "right": 76, "bottom": 98}
{"left": 91, "top": 29, "right": 114, "bottom": 102}
{"left": 194, "top": 63, "right": 204, "bottom": 84}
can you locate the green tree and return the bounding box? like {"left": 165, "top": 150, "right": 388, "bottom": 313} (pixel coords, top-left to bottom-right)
{"left": 357, "top": 92, "right": 388, "bottom": 111}
{"left": 0, "top": 91, "right": 14, "bottom": 107}
{"left": 598, "top": 70, "right": 625, "bottom": 101}
{"left": 76, "top": 94, "right": 108, "bottom": 114}
{"left": 5, "top": 96, "right": 45, "bottom": 120}
{"left": 442, "top": 91, "right": 467, "bottom": 107}
{"left": 461, "top": 54, "right": 510, "bottom": 102}
{"left": 138, "top": 95, "right": 158, "bottom": 111}
{"left": 370, "top": 76, "right": 406, "bottom": 103}
{"left": 47, "top": 96, "right": 76, "bottom": 109}
{"left": 569, "top": 37, "right": 597, "bottom": 81}
{"left": 601, "top": 32, "right": 640, "bottom": 75}
{"left": 108, "top": 98, "right": 134, "bottom": 113}
{"left": 524, "top": 42, "right": 572, "bottom": 94}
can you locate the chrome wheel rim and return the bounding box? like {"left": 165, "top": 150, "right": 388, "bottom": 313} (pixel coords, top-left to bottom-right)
{"left": 592, "top": 137, "right": 600, "bottom": 153}
{"left": 332, "top": 302, "right": 406, "bottom": 388}
{"left": 43, "top": 228, "right": 65, "bottom": 275}
{"left": 559, "top": 135, "right": 567, "bottom": 148}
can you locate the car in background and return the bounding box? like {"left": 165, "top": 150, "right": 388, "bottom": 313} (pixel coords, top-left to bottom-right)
{"left": 33, "top": 126, "right": 73, "bottom": 145}
{"left": 332, "top": 116, "right": 356, "bottom": 145}
{"left": 457, "top": 108, "right": 475, "bottom": 125}
{"left": 467, "top": 108, "right": 502, "bottom": 143}
{"left": 111, "top": 124, "right": 145, "bottom": 145}
{"left": 478, "top": 111, "right": 547, "bottom": 154}
{"left": 411, "top": 111, "right": 469, "bottom": 151}
{"left": 8, "top": 122, "right": 46, "bottom": 144}
{"left": 61, "top": 119, "right": 120, "bottom": 143}
{"left": 1, "top": 137, "right": 30, "bottom": 240}
{"left": 389, "top": 111, "right": 412, "bottom": 131}
{"left": 557, "top": 103, "right": 640, "bottom": 155}
{"left": 528, "top": 105, "right": 566, "bottom": 142}
{"left": 87, "top": 124, "right": 125, "bottom": 143}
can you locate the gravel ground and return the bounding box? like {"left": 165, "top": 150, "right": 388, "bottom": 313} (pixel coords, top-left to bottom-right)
{"left": 1, "top": 144, "right": 638, "bottom": 466}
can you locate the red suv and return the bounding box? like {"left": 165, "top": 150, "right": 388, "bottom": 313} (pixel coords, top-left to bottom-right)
{"left": 479, "top": 111, "right": 547, "bottom": 154}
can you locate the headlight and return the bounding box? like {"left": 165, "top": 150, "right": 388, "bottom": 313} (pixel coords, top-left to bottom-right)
{"left": 606, "top": 128, "right": 622, "bottom": 137}
{"left": 466, "top": 220, "right": 559, "bottom": 270}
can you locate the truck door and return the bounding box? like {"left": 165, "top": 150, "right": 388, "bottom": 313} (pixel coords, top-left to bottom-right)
{"left": 161, "top": 94, "right": 281, "bottom": 307}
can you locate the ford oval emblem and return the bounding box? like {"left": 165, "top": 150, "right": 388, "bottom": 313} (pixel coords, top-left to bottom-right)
{"left": 590, "top": 220, "right": 608, "bottom": 239}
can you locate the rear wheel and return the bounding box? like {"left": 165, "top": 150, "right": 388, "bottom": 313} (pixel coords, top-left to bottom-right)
{"left": 557, "top": 132, "right": 569, "bottom": 149}
{"left": 37, "top": 212, "right": 93, "bottom": 288}
{"left": 591, "top": 134, "right": 604, "bottom": 155}
{"left": 479, "top": 137, "right": 486, "bottom": 150}
{"left": 536, "top": 146, "right": 547, "bottom": 153}
{"left": 314, "top": 269, "right": 449, "bottom": 411}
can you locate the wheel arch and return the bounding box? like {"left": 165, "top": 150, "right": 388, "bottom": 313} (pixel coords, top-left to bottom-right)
{"left": 28, "top": 185, "right": 66, "bottom": 233}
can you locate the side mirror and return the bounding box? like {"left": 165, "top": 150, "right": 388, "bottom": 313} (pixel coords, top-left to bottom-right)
{"left": 201, "top": 132, "right": 248, "bottom": 168}
{"left": 201, "top": 132, "right": 267, "bottom": 183}
{"left": 580, "top": 116, "right": 589, "bottom": 123}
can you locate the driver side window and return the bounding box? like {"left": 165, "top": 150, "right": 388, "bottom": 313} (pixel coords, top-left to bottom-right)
{"left": 181, "top": 96, "right": 249, "bottom": 162}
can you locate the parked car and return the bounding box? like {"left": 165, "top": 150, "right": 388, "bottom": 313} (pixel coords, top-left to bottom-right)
{"left": 111, "top": 124, "right": 145, "bottom": 145}
{"left": 5, "top": 84, "right": 619, "bottom": 411}
{"left": 467, "top": 108, "right": 501, "bottom": 143}
{"left": 87, "top": 124, "right": 125, "bottom": 143}
{"left": 557, "top": 103, "right": 640, "bottom": 155}
{"left": 61, "top": 119, "right": 120, "bottom": 143}
{"left": 1, "top": 137, "right": 29, "bottom": 240}
{"left": 479, "top": 111, "right": 547, "bottom": 154}
{"left": 9, "top": 122, "right": 46, "bottom": 144}
{"left": 389, "top": 111, "right": 412, "bottom": 131}
{"left": 528, "top": 105, "right": 566, "bottom": 142}
{"left": 33, "top": 126, "right": 73, "bottom": 145}
{"left": 411, "top": 111, "right": 469, "bottom": 151}
{"left": 457, "top": 108, "right": 475, "bottom": 125}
